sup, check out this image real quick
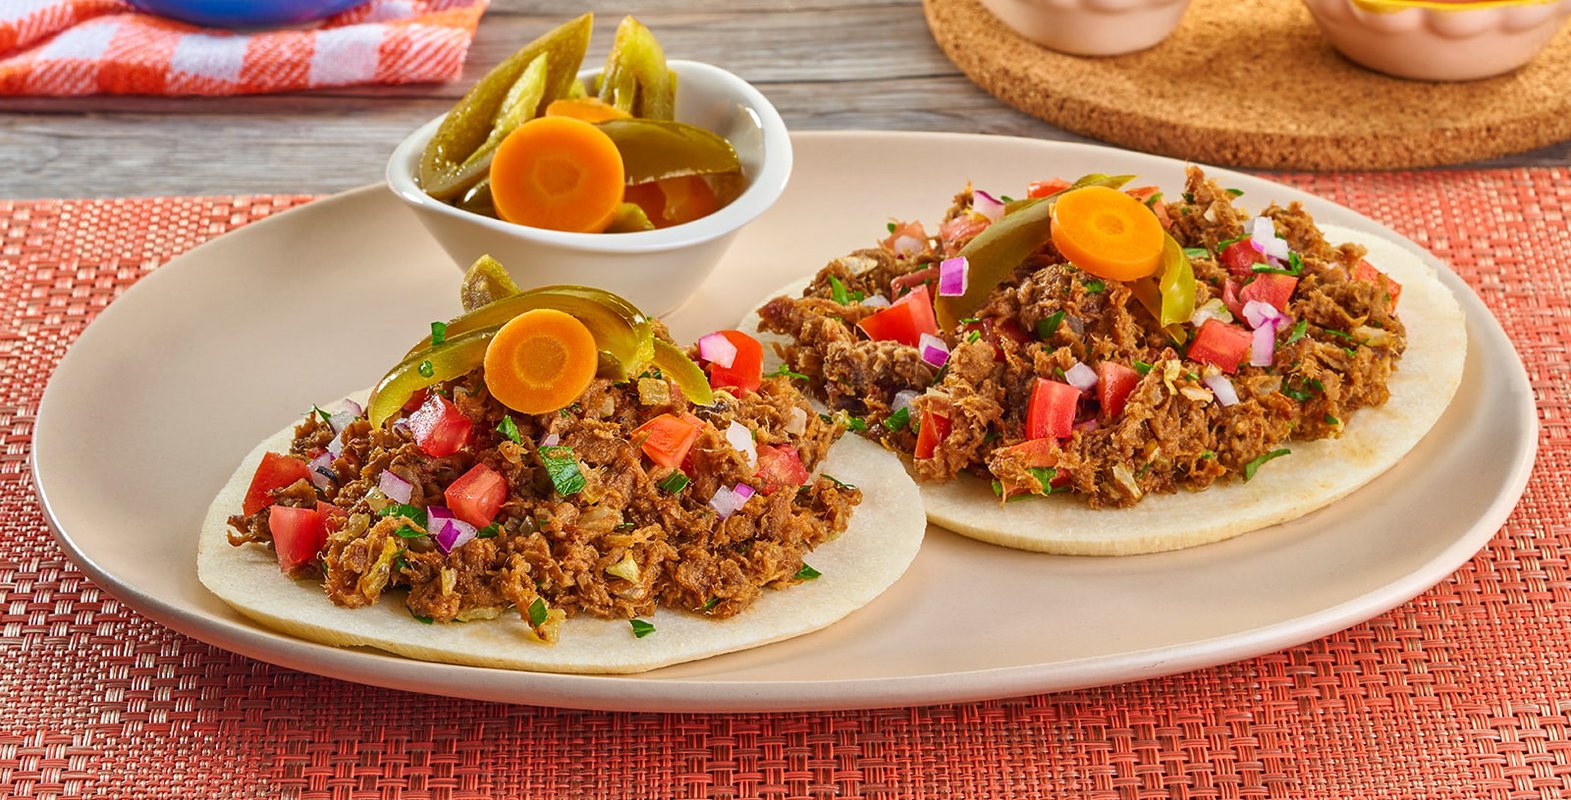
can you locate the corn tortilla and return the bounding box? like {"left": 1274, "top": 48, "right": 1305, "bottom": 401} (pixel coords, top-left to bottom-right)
{"left": 198, "top": 390, "right": 925, "bottom": 673}
{"left": 742, "top": 224, "right": 1466, "bottom": 555}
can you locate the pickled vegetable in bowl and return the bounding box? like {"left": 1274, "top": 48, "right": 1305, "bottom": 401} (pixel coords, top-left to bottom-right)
{"left": 418, "top": 14, "right": 744, "bottom": 234}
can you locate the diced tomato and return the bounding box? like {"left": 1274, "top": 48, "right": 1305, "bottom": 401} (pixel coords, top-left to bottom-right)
{"left": 1025, "top": 378, "right": 1079, "bottom": 440}
{"left": 243, "top": 452, "right": 312, "bottom": 516}
{"left": 445, "top": 463, "right": 508, "bottom": 527}
{"left": 268, "top": 505, "right": 326, "bottom": 573}
{"left": 704, "top": 330, "right": 764, "bottom": 395}
{"left": 1221, "top": 278, "right": 1245, "bottom": 320}
{"left": 632, "top": 413, "right": 701, "bottom": 468}
{"left": 1188, "top": 319, "right": 1253, "bottom": 374}
{"left": 993, "top": 438, "right": 1068, "bottom": 496}
{"left": 316, "top": 501, "right": 348, "bottom": 534}
{"left": 408, "top": 393, "right": 473, "bottom": 458}
{"left": 1096, "top": 362, "right": 1141, "bottom": 420}
{"left": 1353, "top": 259, "right": 1402, "bottom": 311}
{"left": 857, "top": 284, "right": 940, "bottom": 347}
{"left": 1220, "top": 240, "right": 1264, "bottom": 278}
{"left": 939, "top": 214, "right": 990, "bottom": 252}
{"left": 889, "top": 266, "right": 938, "bottom": 298}
{"left": 1027, "top": 178, "right": 1072, "bottom": 199}
{"left": 1239, "top": 273, "right": 1298, "bottom": 314}
{"left": 1127, "top": 186, "right": 1161, "bottom": 203}
{"left": 914, "top": 408, "right": 952, "bottom": 459}
{"left": 755, "top": 444, "right": 811, "bottom": 494}
{"left": 880, "top": 220, "right": 928, "bottom": 253}
{"left": 402, "top": 388, "right": 430, "bottom": 414}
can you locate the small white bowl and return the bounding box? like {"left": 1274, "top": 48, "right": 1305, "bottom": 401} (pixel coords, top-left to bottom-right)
{"left": 386, "top": 59, "right": 792, "bottom": 317}
{"left": 1301, "top": 0, "right": 1571, "bottom": 81}
{"left": 978, "top": 0, "right": 1193, "bottom": 56}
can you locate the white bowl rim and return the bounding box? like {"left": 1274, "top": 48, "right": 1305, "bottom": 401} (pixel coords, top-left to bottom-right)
{"left": 385, "top": 59, "right": 793, "bottom": 255}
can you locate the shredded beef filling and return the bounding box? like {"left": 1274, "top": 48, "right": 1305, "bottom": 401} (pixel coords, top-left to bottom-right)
{"left": 757, "top": 166, "right": 1406, "bottom": 509}
{"left": 229, "top": 351, "right": 860, "bottom": 633}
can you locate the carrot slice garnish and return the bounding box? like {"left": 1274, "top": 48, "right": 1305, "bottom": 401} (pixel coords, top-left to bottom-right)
{"left": 1049, "top": 186, "right": 1164, "bottom": 282}
{"left": 483, "top": 308, "right": 599, "bottom": 414}
{"left": 544, "top": 97, "right": 632, "bottom": 124}
{"left": 489, "top": 116, "right": 626, "bottom": 233}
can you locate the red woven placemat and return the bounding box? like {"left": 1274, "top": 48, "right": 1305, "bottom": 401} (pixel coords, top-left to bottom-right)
{"left": 1, "top": 171, "right": 1566, "bottom": 799}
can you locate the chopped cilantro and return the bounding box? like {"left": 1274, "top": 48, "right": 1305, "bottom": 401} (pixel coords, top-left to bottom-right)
{"left": 430, "top": 320, "right": 447, "bottom": 346}
{"left": 821, "top": 474, "right": 856, "bottom": 490}
{"left": 1000, "top": 195, "right": 1015, "bottom": 203}
{"left": 614, "top": 521, "right": 635, "bottom": 531}
{"left": 843, "top": 414, "right": 868, "bottom": 432}
{"left": 794, "top": 563, "right": 822, "bottom": 581}
{"left": 1144, "top": 191, "right": 1164, "bottom": 208}
{"left": 1182, "top": 191, "right": 1195, "bottom": 203}
{"left": 394, "top": 526, "right": 426, "bottom": 539}
{"left": 657, "top": 471, "right": 690, "bottom": 494}
{"left": 932, "top": 364, "right": 950, "bottom": 383}
{"left": 1226, "top": 188, "right": 1244, "bottom": 197}
{"left": 394, "top": 550, "right": 409, "bottom": 571}
{"left": 1215, "top": 234, "right": 1247, "bottom": 252}
{"left": 630, "top": 619, "right": 656, "bottom": 638}
{"left": 1252, "top": 251, "right": 1304, "bottom": 276}
{"left": 411, "top": 612, "right": 434, "bottom": 625}
{"left": 380, "top": 503, "right": 428, "bottom": 529}
{"left": 1182, "top": 247, "right": 1210, "bottom": 260}
{"left": 1027, "top": 466, "right": 1063, "bottom": 494}
{"left": 1321, "top": 328, "right": 1359, "bottom": 343}
{"left": 1324, "top": 414, "right": 1341, "bottom": 426}
{"left": 1083, "top": 279, "right": 1106, "bottom": 294}
{"left": 887, "top": 222, "right": 897, "bottom": 233}
{"left": 829, "top": 275, "right": 855, "bottom": 305}
{"left": 1200, "top": 450, "right": 1216, "bottom": 460}
{"left": 1243, "top": 448, "right": 1290, "bottom": 481}
{"left": 958, "top": 317, "right": 980, "bottom": 325}
{"left": 497, "top": 415, "right": 521, "bottom": 444}
{"left": 1036, "top": 310, "right": 1066, "bottom": 340}
{"left": 1133, "top": 360, "right": 1153, "bottom": 376}
{"left": 527, "top": 598, "right": 548, "bottom": 627}
{"left": 701, "top": 597, "right": 721, "bottom": 611}
{"left": 1281, "top": 383, "right": 1314, "bottom": 403}
{"left": 1307, "top": 378, "right": 1325, "bottom": 393}
{"left": 883, "top": 406, "right": 911, "bottom": 431}
{"left": 1285, "top": 319, "right": 1308, "bottom": 345}
{"left": 539, "top": 446, "right": 586, "bottom": 496}
{"left": 765, "top": 363, "right": 809, "bottom": 380}
{"left": 312, "top": 406, "right": 332, "bottom": 423}
{"left": 476, "top": 523, "right": 501, "bottom": 539}
{"left": 966, "top": 330, "right": 981, "bottom": 343}
{"left": 417, "top": 360, "right": 434, "bottom": 378}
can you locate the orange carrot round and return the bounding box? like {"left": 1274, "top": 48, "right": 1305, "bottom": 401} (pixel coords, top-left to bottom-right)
{"left": 489, "top": 116, "right": 625, "bottom": 233}
{"left": 483, "top": 308, "right": 599, "bottom": 414}
{"left": 1049, "top": 186, "right": 1164, "bottom": 281}
{"left": 545, "top": 97, "right": 632, "bottom": 124}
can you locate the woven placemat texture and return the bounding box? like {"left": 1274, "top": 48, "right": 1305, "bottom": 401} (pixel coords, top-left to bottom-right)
{"left": 1, "top": 171, "right": 1567, "bottom": 799}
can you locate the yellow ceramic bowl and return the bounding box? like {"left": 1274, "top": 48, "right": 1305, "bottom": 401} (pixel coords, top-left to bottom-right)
{"left": 1301, "top": 0, "right": 1571, "bottom": 81}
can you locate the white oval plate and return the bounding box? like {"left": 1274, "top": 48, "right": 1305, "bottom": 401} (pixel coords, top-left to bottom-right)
{"left": 32, "top": 132, "right": 1536, "bottom": 713}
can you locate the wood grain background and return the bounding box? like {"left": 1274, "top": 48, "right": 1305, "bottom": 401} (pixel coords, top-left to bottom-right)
{"left": 1, "top": 0, "right": 1567, "bottom": 199}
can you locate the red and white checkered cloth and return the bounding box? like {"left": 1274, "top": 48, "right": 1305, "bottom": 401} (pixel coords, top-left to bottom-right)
{"left": 0, "top": 0, "right": 488, "bottom": 96}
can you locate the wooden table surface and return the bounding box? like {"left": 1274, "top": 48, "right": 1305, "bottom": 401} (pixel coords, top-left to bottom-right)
{"left": 2, "top": 0, "right": 1568, "bottom": 200}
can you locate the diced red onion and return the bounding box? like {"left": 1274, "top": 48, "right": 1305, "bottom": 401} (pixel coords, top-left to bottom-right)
{"left": 891, "top": 235, "right": 924, "bottom": 257}
{"left": 308, "top": 452, "right": 334, "bottom": 490}
{"left": 918, "top": 333, "right": 950, "bottom": 368}
{"left": 1064, "top": 315, "right": 1086, "bottom": 337}
{"left": 339, "top": 399, "right": 364, "bottom": 418}
{"left": 784, "top": 406, "right": 808, "bottom": 436}
{"left": 1075, "top": 418, "right": 1100, "bottom": 432}
{"left": 937, "top": 256, "right": 969, "bottom": 297}
{"left": 1204, "top": 373, "right": 1240, "bottom": 407}
{"left": 697, "top": 332, "right": 738, "bottom": 368}
{"left": 892, "top": 389, "right": 920, "bottom": 414}
{"left": 378, "top": 470, "right": 414, "bottom": 505}
{"left": 973, "top": 190, "right": 1005, "bottom": 222}
{"left": 1251, "top": 324, "right": 1279, "bottom": 367}
{"left": 732, "top": 482, "right": 755, "bottom": 502}
{"left": 1241, "top": 299, "right": 1288, "bottom": 331}
{"left": 862, "top": 294, "right": 890, "bottom": 308}
{"left": 327, "top": 430, "right": 346, "bottom": 458}
{"left": 1065, "top": 361, "right": 1098, "bottom": 392}
{"left": 427, "top": 505, "right": 477, "bottom": 554}
{"left": 392, "top": 419, "right": 411, "bottom": 435}
{"left": 726, "top": 420, "right": 756, "bottom": 468}
{"left": 1250, "top": 216, "right": 1291, "bottom": 262}
{"left": 709, "top": 485, "right": 750, "bottom": 520}
{"left": 327, "top": 409, "right": 356, "bottom": 435}
{"left": 540, "top": 433, "right": 560, "bottom": 448}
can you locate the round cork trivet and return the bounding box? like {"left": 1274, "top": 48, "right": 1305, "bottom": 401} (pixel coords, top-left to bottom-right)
{"left": 924, "top": 0, "right": 1571, "bottom": 170}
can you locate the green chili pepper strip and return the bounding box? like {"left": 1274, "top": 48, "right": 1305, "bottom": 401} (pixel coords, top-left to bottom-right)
{"left": 369, "top": 329, "right": 495, "bottom": 427}
{"left": 596, "top": 118, "right": 741, "bottom": 185}
{"left": 418, "top": 13, "right": 592, "bottom": 201}
{"left": 459, "top": 255, "right": 523, "bottom": 312}
{"left": 649, "top": 337, "right": 715, "bottom": 406}
{"left": 404, "top": 286, "right": 656, "bottom": 382}
{"left": 933, "top": 173, "right": 1134, "bottom": 331}
{"left": 1157, "top": 233, "right": 1196, "bottom": 327}
{"left": 604, "top": 202, "right": 657, "bottom": 233}
{"left": 598, "top": 16, "right": 675, "bottom": 120}
{"left": 1129, "top": 277, "right": 1189, "bottom": 346}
